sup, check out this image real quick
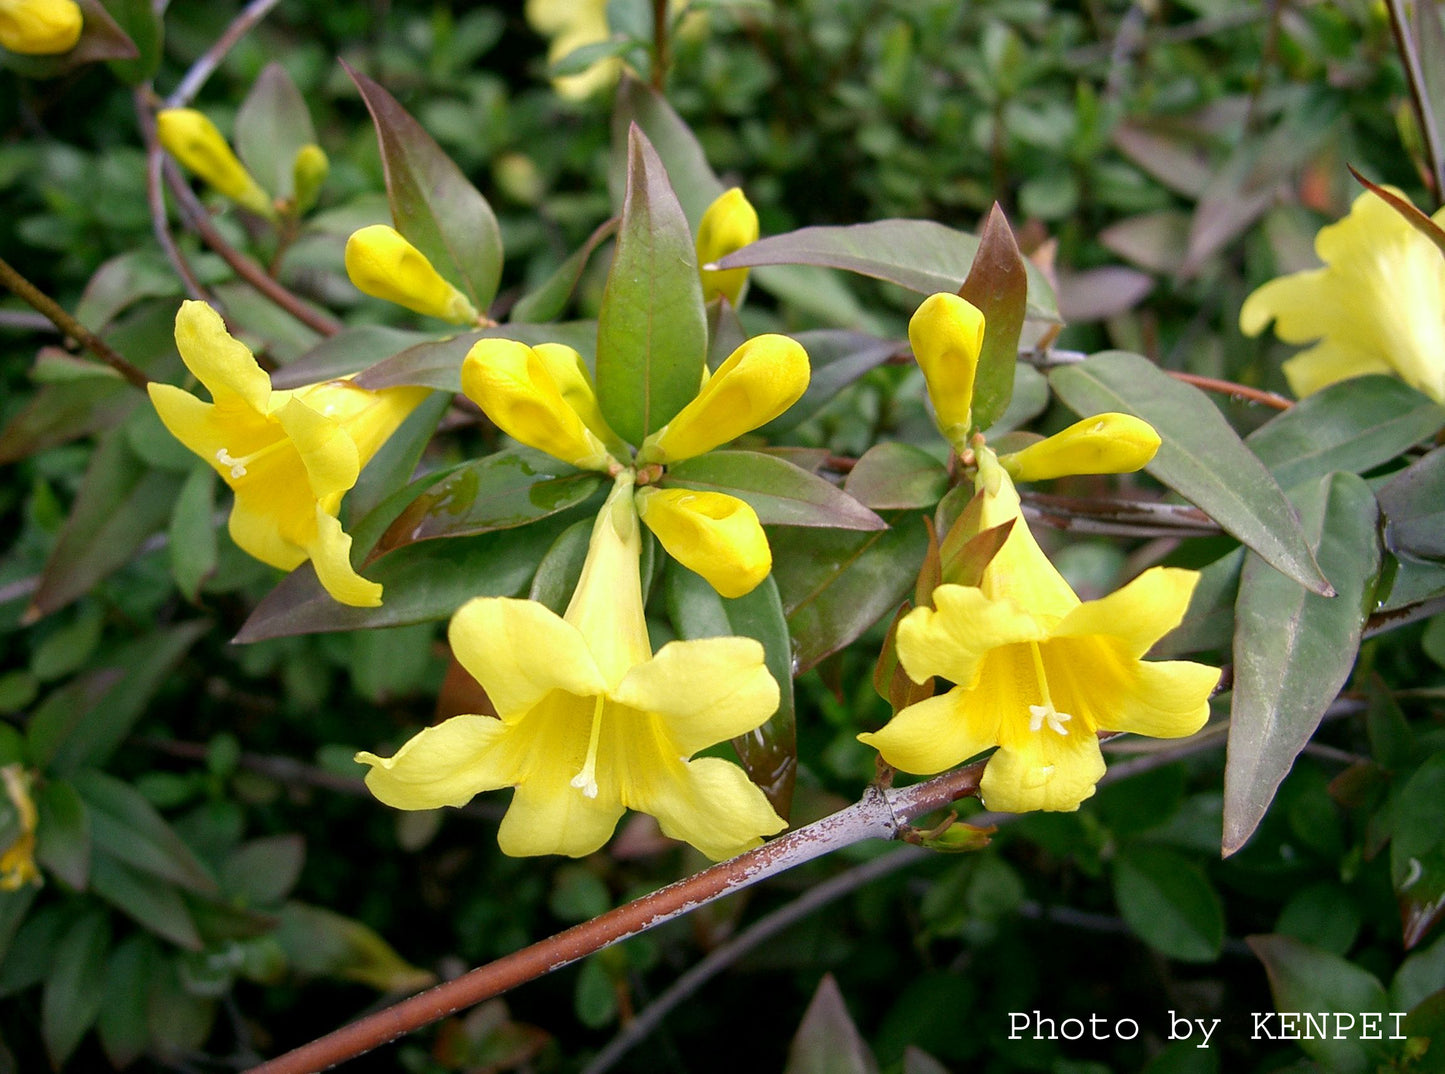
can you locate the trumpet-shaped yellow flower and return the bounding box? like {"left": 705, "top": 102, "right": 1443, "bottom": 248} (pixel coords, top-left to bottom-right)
{"left": 149, "top": 301, "right": 428, "bottom": 607}
{"left": 344, "top": 225, "right": 479, "bottom": 324}
{"left": 156, "top": 109, "right": 274, "bottom": 218}
{"left": 859, "top": 448, "right": 1218, "bottom": 813}
{"left": 0, "top": 0, "right": 80, "bottom": 54}
{"left": 910, "top": 292, "right": 986, "bottom": 447}
{"left": 0, "top": 765, "right": 39, "bottom": 891}
{"left": 697, "top": 188, "right": 759, "bottom": 307}
{"left": 998, "top": 413, "right": 1160, "bottom": 483}
{"left": 636, "top": 487, "right": 770, "bottom": 599}
{"left": 461, "top": 338, "right": 620, "bottom": 470}
{"left": 638, "top": 335, "right": 810, "bottom": 464}
{"left": 1240, "top": 187, "right": 1445, "bottom": 404}
{"left": 357, "top": 474, "right": 786, "bottom": 859}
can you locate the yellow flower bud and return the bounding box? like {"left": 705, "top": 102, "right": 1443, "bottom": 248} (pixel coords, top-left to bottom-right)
{"left": 291, "top": 143, "right": 329, "bottom": 215}
{"left": 910, "top": 292, "right": 986, "bottom": 443}
{"left": 636, "top": 487, "right": 771, "bottom": 599}
{"left": 639, "top": 335, "right": 809, "bottom": 464}
{"left": 156, "top": 109, "right": 274, "bottom": 218}
{"left": 696, "top": 187, "right": 760, "bottom": 307}
{"left": 344, "top": 224, "right": 479, "bottom": 324}
{"left": 530, "top": 343, "right": 626, "bottom": 454}
{"left": 0, "top": 0, "right": 81, "bottom": 55}
{"left": 461, "top": 338, "right": 615, "bottom": 471}
{"left": 998, "top": 413, "right": 1161, "bottom": 482}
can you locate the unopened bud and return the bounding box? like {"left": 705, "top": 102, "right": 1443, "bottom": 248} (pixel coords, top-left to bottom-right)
{"left": 344, "top": 225, "right": 479, "bottom": 324}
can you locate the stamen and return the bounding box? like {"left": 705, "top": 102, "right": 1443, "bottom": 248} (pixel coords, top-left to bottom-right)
{"left": 570, "top": 693, "right": 606, "bottom": 799}
{"left": 1026, "top": 641, "right": 1074, "bottom": 736}
{"left": 216, "top": 448, "right": 248, "bottom": 479}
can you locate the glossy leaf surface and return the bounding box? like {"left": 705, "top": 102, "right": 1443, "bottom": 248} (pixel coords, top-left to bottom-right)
{"left": 665, "top": 450, "right": 884, "bottom": 530}
{"left": 957, "top": 205, "right": 1027, "bottom": 431}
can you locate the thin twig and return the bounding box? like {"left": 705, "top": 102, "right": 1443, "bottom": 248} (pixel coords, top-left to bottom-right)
{"left": 165, "top": 0, "right": 286, "bottom": 108}
{"left": 1166, "top": 371, "right": 1293, "bottom": 411}
{"left": 650, "top": 0, "right": 669, "bottom": 90}
{"left": 162, "top": 159, "right": 342, "bottom": 338}
{"left": 244, "top": 768, "right": 983, "bottom": 1074}
{"left": 0, "top": 255, "right": 151, "bottom": 391}
{"left": 1023, "top": 491, "right": 1221, "bottom": 538}
{"left": 134, "top": 89, "right": 210, "bottom": 302}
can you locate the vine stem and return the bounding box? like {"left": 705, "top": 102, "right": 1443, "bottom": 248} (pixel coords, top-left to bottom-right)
{"left": 1385, "top": 0, "right": 1445, "bottom": 201}
{"left": 164, "top": 0, "right": 286, "bottom": 108}
{"left": 244, "top": 765, "right": 983, "bottom": 1074}
{"left": 0, "top": 255, "right": 151, "bottom": 391}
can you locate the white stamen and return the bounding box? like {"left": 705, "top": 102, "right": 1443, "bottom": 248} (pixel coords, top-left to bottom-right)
{"left": 1028, "top": 704, "right": 1073, "bottom": 736}
{"left": 215, "top": 448, "right": 247, "bottom": 479}
{"left": 570, "top": 694, "right": 606, "bottom": 799}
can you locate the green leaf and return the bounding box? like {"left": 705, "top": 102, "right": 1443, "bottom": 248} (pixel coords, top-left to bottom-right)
{"left": 71, "top": 770, "right": 216, "bottom": 895}
{"left": 275, "top": 901, "right": 435, "bottom": 993}
{"left": 528, "top": 519, "right": 592, "bottom": 614}
{"left": 1378, "top": 446, "right": 1445, "bottom": 562}
{"left": 97, "top": 934, "right": 154, "bottom": 1068}
{"left": 0, "top": 377, "right": 134, "bottom": 464}
{"left": 169, "top": 462, "right": 217, "bottom": 601}
{"left": 42, "top": 906, "right": 109, "bottom": 1068}
{"left": 270, "top": 325, "right": 434, "bottom": 388}
{"left": 220, "top": 835, "right": 305, "bottom": 907}
{"left": 376, "top": 448, "right": 604, "bottom": 545}
{"left": 1245, "top": 375, "right": 1445, "bottom": 490}
{"left": 35, "top": 780, "right": 89, "bottom": 891}
{"left": 664, "top": 451, "right": 884, "bottom": 530}
{"left": 1112, "top": 844, "right": 1223, "bottom": 962}
{"left": 353, "top": 321, "right": 599, "bottom": 393}
{"left": 74, "top": 250, "right": 184, "bottom": 333}
{"left": 98, "top": 0, "right": 160, "bottom": 83}
{"left": 665, "top": 569, "right": 796, "bottom": 817}
{"left": 1050, "top": 352, "right": 1331, "bottom": 595}
{"left": 235, "top": 521, "right": 562, "bottom": 641}
{"left": 611, "top": 76, "right": 724, "bottom": 227}
{"left": 957, "top": 205, "right": 1027, "bottom": 431}
{"left": 28, "top": 426, "right": 184, "bottom": 619}
{"left": 146, "top": 957, "right": 216, "bottom": 1056}
{"left": 757, "top": 331, "right": 900, "bottom": 435}
{"left": 784, "top": 974, "right": 879, "bottom": 1074}
{"left": 27, "top": 621, "right": 209, "bottom": 775}
{"left": 1248, "top": 934, "right": 1393, "bottom": 1074}
{"left": 511, "top": 217, "right": 619, "bottom": 324}
{"left": 1224, "top": 473, "right": 1380, "bottom": 855}
{"left": 716, "top": 219, "right": 1059, "bottom": 321}
{"left": 0, "top": 887, "right": 36, "bottom": 968}
{"left": 574, "top": 954, "right": 618, "bottom": 1029}
{"left": 1152, "top": 548, "right": 1243, "bottom": 658}
{"left": 235, "top": 62, "right": 317, "bottom": 202}
{"left": 772, "top": 513, "right": 929, "bottom": 674}
{"left": 844, "top": 443, "right": 948, "bottom": 511}
{"left": 595, "top": 124, "right": 708, "bottom": 446}
{"left": 1390, "top": 754, "right": 1445, "bottom": 949}
{"left": 346, "top": 62, "right": 503, "bottom": 313}
{"left": 347, "top": 390, "right": 450, "bottom": 526}
{"left": 89, "top": 853, "right": 203, "bottom": 950}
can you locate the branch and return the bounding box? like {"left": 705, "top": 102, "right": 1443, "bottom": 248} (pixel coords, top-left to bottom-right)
{"left": 134, "top": 89, "right": 210, "bottom": 302}
{"left": 0, "top": 255, "right": 151, "bottom": 391}
{"left": 164, "top": 0, "right": 286, "bottom": 108}
{"left": 1385, "top": 0, "right": 1445, "bottom": 200}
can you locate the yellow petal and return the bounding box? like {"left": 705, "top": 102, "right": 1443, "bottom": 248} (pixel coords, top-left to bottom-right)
{"left": 896, "top": 585, "right": 1042, "bottom": 689}
{"left": 274, "top": 396, "right": 360, "bottom": 503}
{"left": 0, "top": 0, "right": 80, "bottom": 54}
{"left": 634, "top": 756, "right": 785, "bottom": 861}
{"left": 910, "top": 292, "right": 985, "bottom": 440}
{"left": 970, "top": 450, "right": 1079, "bottom": 617}
{"left": 173, "top": 300, "right": 272, "bottom": 413}
{"left": 563, "top": 473, "right": 652, "bottom": 681}
{"left": 344, "top": 225, "right": 478, "bottom": 324}
{"left": 1054, "top": 566, "right": 1198, "bottom": 659}
{"left": 980, "top": 723, "right": 1106, "bottom": 813}
{"left": 697, "top": 188, "right": 759, "bottom": 306}
{"left": 357, "top": 714, "right": 513, "bottom": 809}
{"left": 999, "top": 413, "right": 1160, "bottom": 482}
{"left": 156, "top": 109, "right": 273, "bottom": 217}
{"left": 448, "top": 597, "right": 605, "bottom": 717}
{"left": 461, "top": 338, "right": 614, "bottom": 470}
{"left": 613, "top": 636, "right": 777, "bottom": 756}
{"left": 858, "top": 690, "right": 999, "bottom": 776}
{"left": 530, "top": 343, "right": 624, "bottom": 452}
{"left": 640, "top": 335, "right": 810, "bottom": 463}
{"left": 499, "top": 775, "right": 626, "bottom": 858}
{"left": 307, "top": 505, "right": 382, "bottom": 607}
{"left": 636, "top": 487, "right": 771, "bottom": 598}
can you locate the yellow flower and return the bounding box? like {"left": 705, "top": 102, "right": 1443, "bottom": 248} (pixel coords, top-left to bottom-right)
{"left": 460, "top": 338, "right": 621, "bottom": 470}
{"left": 998, "top": 413, "right": 1160, "bottom": 483}
{"left": 910, "top": 292, "right": 986, "bottom": 447}
{"left": 525, "top": 0, "right": 618, "bottom": 100}
{"left": 357, "top": 474, "right": 786, "bottom": 860}
{"left": 697, "top": 188, "right": 759, "bottom": 307}
{"left": 1240, "top": 187, "right": 1445, "bottom": 404}
{"left": 858, "top": 448, "right": 1218, "bottom": 813}
{"left": 638, "top": 334, "right": 810, "bottom": 464}
{"left": 636, "top": 487, "right": 770, "bottom": 599}
{"left": 0, "top": 0, "right": 80, "bottom": 54}
{"left": 156, "top": 109, "right": 274, "bottom": 218}
{"left": 344, "top": 225, "right": 479, "bottom": 324}
{"left": 0, "top": 765, "right": 39, "bottom": 891}
{"left": 148, "top": 301, "right": 428, "bottom": 607}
